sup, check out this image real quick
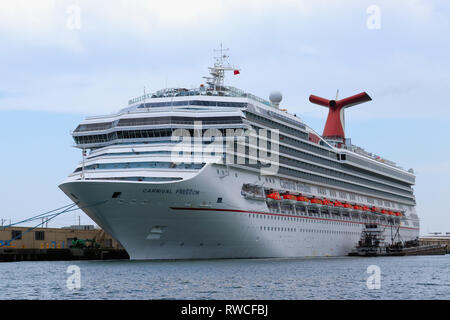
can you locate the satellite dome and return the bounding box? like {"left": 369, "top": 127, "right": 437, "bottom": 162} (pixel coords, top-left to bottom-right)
{"left": 269, "top": 91, "right": 282, "bottom": 107}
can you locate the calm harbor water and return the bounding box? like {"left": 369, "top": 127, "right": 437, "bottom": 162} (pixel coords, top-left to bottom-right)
{"left": 0, "top": 255, "right": 449, "bottom": 300}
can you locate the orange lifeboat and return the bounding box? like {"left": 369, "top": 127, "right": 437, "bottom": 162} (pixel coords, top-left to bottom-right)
{"left": 343, "top": 203, "right": 353, "bottom": 212}
{"left": 322, "top": 199, "right": 333, "bottom": 208}
{"left": 333, "top": 201, "right": 344, "bottom": 208}
{"left": 362, "top": 206, "right": 370, "bottom": 212}
{"left": 371, "top": 207, "right": 381, "bottom": 214}
{"left": 266, "top": 192, "right": 281, "bottom": 203}
{"left": 282, "top": 193, "right": 297, "bottom": 204}
{"left": 282, "top": 194, "right": 297, "bottom": 200}
{"left": 296, "top": 195, "right": 310, "bottom": 204}
{"left": 381, "top": 209, "right": 389, "bottom": 215}
{"left": 332, "top": 201, "right": 344, "bottom": 212}
{"left": 309, "top": 197, "right": 323, "bottom": 208}
{"left": 353, "top": 205, "right": 363, "bottom": 213}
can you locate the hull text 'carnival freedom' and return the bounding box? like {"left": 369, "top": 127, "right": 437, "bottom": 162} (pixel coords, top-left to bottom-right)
{"left": 60, "top": 48, "right": 419, "bottom": 260}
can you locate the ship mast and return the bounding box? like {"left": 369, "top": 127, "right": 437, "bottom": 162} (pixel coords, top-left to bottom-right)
{"left": 203, "top": 43, "right": 239, "bottom": 92}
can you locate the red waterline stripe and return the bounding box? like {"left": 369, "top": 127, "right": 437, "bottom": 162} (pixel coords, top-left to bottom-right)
{"left": 170, "top": 207, "right": 419, "bottom": 231}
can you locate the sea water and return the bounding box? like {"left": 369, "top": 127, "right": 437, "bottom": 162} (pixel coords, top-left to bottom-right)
{"left": 0, "top": 255, "right": 449, "bottom": 300}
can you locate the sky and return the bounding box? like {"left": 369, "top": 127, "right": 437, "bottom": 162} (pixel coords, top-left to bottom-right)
{"left": 0, "top": 0, "right": 449, "bottom": 234}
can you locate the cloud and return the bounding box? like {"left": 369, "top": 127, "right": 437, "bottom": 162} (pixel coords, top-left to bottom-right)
{"left": 373, "top": 83, "right": 421, "bottom": 98}
{"left": 0, "top": 0, "right": 449, "bottom": 117}
{"left": 0, "top": 0, "right": 314, "bottom": 43}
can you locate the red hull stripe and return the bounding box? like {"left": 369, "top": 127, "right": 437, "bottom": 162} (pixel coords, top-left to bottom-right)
{"left": 170, "top": 207, "right": 419, "bottom": 231}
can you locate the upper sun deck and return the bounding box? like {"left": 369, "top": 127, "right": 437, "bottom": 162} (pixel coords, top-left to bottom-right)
{"left": 126, "top": 85, "right": 272, "bottom": 110}
{"left": 82, "top": 87, "right": 269, "bottom": 123}
{"left": 83, "top": 84, "right": 306, "bottom": 135}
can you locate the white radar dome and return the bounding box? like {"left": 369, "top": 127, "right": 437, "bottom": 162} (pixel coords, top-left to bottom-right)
{"left": 269, "top": 91, "right": 282, "bottom": 107}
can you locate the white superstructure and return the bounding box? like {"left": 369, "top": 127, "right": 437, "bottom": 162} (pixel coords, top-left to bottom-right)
{"left": 60, "top": 49, "right": 419, "bottom": 260}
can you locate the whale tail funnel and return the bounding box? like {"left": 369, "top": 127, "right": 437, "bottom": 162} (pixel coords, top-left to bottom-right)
{"left": 309, "top": 92, "right": 372, "bottom": 140}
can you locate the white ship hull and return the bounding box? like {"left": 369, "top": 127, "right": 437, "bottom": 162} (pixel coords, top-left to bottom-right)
{"left": 60, "top": 164, "right": 419, "bottom": 260}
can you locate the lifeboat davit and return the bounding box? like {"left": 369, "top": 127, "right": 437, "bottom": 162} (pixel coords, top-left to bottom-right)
{"left": 266, "top": 192, "right": 281, "bottom": 203}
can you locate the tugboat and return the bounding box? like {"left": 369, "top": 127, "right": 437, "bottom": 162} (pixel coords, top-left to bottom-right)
{"left": 349, "top": 224, "right": 447, "bottom": 257}
{"left": 349, "top": 224, "right": 387, "bottom": 256}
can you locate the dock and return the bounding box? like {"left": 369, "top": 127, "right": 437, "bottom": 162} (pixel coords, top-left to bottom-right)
{"left": 419, "top": 234, "right": 450, "bottom": 254}
{"left": 0, "top": 248, "right": 129, "bottom": 262}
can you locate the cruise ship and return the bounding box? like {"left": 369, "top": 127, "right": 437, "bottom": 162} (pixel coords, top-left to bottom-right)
{"left": 59, "top": 49, "right": 419, "bottom": 260}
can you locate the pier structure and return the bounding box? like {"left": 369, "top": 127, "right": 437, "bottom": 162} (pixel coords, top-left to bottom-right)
{"left": 0, "top": 225, "right": 122, "bottom": 250}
